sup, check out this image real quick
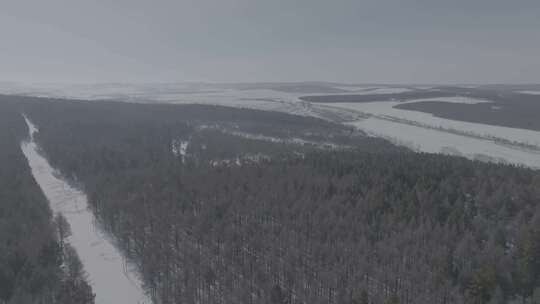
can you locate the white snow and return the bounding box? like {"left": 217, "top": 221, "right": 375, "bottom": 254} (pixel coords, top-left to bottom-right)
{"left": 164, "top": 88, "right": 322, "bottom": 118}
{"left": 21, "top": 116, "right": 151, "bottom": 304}
{"left": 324, "top": 100, "right": 540, "bottom": 150}
{"left": 361, "top": 87, "right": 416, "bottom": 94}
{"left": 226, "top": 130, "right": 346, "bottom": 149}
{"left": 405, "top": 96, "right": 491, "bottom": 104}
{"left": 347, "top": 118, "right": 540, "bottom": 168}
{"left": 331, "top": 86, "right": 381, "bottom": 91}
{"left": 0, "top": 82, "right": 321, "bottom": 118}
{"left": 317, "top": 98, "right": 540, "bottom": 168}
{"left": 332, "top": 87, "right": 416, "bottom": 95}
{"left": 171, "top": 139, "right": 190, "bottom": 163}
{"left": 518, "top": 91, "right": 540, "bottom": 95}
{"left": 210, "top": 153, "right": 271, "bottom": 167}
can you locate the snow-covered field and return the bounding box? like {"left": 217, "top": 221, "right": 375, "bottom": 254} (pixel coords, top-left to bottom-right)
{"left": 348, "top": 118, "right": 540, "bottom": 168}
{"left": 326, "top": 99, "right": 540, "bottom": 148}
{"left": 0, "top": 82, "right": 325, "bottom": 118}
{"left": 6, "top": 82, "right": 540, "bottom": 169}
{"left": 404, "top": 96, "right": 491, "bottom": 104}
{"left": 156, "top": 88, "right": 315, "bottom": 116}
{"left": 21, "top": 117, "right": 151, "bottom": 304}
{"left": 331, "top": 86, "right": 417, "bottom": 94}
{"left": 518, "top": 91, "right": 540, "bottom": 95}
{"left": 225, "top": 129, "right": 347, "bottom": 149}
{"left": 323, "top": 98, "right": 540, "bottom": 168}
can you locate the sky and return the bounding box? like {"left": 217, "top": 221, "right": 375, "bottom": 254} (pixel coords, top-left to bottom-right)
{"left": 1, "top": 0, "right": 540, "bottom": 84}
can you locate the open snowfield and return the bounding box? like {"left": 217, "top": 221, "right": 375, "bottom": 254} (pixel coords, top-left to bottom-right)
{"left": 518, "top": 91, "right": 540, "bottom": 95}
{"left": 331, "top": 86, "right": 417, "bottom": 94}
{"left": 0, "top": 82, "right": 326, "bottom": 118}
{"left": 326, "top": 99, "right": 540, "bottom": 148}
{"left": 348, "top": 118, "right": 540, "bottom": 169}
{"left": 404, "top": 96, "right": 491, "bottom": 104}
{"left": 5, "top": 82, "right": 540, "bottom": 169}
{"left": 322, "top": 98, "right": 540, "bottom": 168}
{"left": 21, "top": 117, "right": 151, "bottom": 304}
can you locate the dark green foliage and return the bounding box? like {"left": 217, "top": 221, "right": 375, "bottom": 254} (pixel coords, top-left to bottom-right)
{"left": 270, "top": 285, "right": 286, "bottom": 304}
{"left": 352, "top": 289, "right": 369, "bottom": 304}
{"left": 384, "top": 294, "right": 400, "bottom": 304}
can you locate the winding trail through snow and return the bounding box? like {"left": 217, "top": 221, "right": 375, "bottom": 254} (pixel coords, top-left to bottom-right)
{"left": 20, "top": 116, "right": 151, "bottom": 304}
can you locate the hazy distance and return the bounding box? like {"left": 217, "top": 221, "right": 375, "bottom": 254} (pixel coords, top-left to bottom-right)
{"left": 2, "top": 0, "right": 540, "bottom": 84}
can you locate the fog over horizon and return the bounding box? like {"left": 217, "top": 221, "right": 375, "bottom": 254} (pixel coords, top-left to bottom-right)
{"left": 2, "top": 0, "right": 540, "bottom": 84}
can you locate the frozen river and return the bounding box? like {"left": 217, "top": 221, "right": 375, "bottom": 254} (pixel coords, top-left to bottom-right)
{"left": 20, "top": 116, "right": 151, "bottom": 304}
{"left": 316, "top": 100, "right": 540, "bottom": 169}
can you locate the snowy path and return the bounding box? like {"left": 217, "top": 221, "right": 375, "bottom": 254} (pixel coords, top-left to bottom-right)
{"left": 20, "top": 116, "right": 151, "bottom": 304}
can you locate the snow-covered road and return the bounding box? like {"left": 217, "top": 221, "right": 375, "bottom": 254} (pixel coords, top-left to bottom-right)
{"left": 20, "top": 116, "right": 151, "bottom": 304}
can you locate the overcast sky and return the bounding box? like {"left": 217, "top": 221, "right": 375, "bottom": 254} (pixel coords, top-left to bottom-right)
{"left": 1, "top": 0, "right": 540, "bottom": 84}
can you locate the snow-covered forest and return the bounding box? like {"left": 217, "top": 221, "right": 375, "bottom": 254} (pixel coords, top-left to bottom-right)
{"left": 2, "top": 95, "right": 540, "bottom": 303}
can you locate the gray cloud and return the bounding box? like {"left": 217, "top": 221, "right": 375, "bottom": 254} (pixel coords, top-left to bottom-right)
{"left": 1, "top": 0, "right": 540, "bottom": 83}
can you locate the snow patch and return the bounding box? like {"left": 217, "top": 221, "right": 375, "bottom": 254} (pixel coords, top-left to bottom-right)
{"left": 226, "top": 130, "right": 347, "bottom": 150}
{"left": 171, "top": 138, "right": 190, "bottom": 163}
{"left": 210, "top": 153, "right": 271, "bottom": 167}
